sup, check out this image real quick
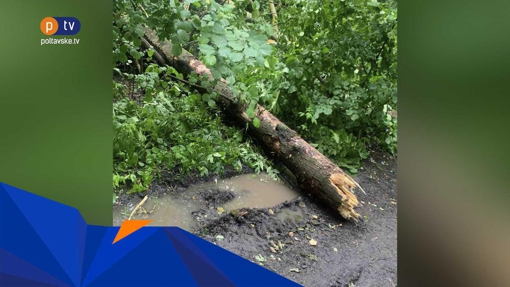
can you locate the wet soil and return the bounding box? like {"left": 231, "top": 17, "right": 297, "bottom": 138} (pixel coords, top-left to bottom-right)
{"left": 114, "top": 149, "right": 397, "bottom": 287}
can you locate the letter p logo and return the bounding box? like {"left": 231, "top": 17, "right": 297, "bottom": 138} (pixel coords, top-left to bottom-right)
{"left": 40, "top": 17, "right": 58, "bottom": 35}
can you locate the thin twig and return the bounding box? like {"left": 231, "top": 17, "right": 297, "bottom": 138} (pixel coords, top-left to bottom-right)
{"left": 269, "top": 0, "right": 278, "bottom": 31}
{"left": 128, "top": 195, "right": 148, "bottom": 220}
{"left": 139, "top": 4, "right": 149, "bottom": 18}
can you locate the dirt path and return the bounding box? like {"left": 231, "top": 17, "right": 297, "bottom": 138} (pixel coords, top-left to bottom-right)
{"left": 114, "top": 150, "right": 397, "bottom": 286}
{"left": 194, "top": 150, "right": 397, "bottom": 287}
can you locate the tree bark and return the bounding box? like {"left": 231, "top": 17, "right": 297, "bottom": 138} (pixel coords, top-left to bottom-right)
{"left": 142, "top": 28, "right": 364, "bottom": 220}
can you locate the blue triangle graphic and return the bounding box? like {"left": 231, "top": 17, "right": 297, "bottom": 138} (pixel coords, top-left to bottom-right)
{"left": 0, "top": 248, "right": 69, "bottom": 287}
{"left": 0, "top": 183, "right": 75, "bottom": 286}
{"left": 2, "top": 183, "right": 84, "bottom": 286}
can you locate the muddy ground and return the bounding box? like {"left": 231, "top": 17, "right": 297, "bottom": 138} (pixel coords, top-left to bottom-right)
{"left": 115, "top": 149, "right": 397, "bottom": 287}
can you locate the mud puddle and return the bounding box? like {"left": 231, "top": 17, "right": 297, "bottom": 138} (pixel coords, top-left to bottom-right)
{"left": 113, "top": 195, "right": 200, "bottom": 230}
{"left": 113, "top": 173, "right": 301, "bottom": 230}
{"left": 223, "top": 173, "right": 300, "bottom": 210}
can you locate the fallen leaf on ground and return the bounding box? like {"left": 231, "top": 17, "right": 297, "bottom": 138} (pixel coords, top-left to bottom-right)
{"left": 255, "top": 254, "right": 266, "bottom": 262}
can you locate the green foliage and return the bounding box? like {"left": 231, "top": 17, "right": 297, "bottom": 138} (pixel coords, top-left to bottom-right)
{"left": 112, "top": 0, "right": 397, "bottom": 191}
{"left": 269, "top": 0, "right": 398, "bottom": 169}
{"left": 113, "top": 63, "right": 276, "bottom": 193}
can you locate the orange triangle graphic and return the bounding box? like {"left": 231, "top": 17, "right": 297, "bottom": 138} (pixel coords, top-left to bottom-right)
{"left": 113, "top": 220, "right": 153, "bottom": 244}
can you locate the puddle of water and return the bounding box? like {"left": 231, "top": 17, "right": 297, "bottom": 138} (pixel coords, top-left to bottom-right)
{"left": 113, "top": 195, "right": 199, "bottom": 230}
{"left": 113, "top": 173, "right": 301, "bottom": 231}
{"left": 222, "top": 173, "right": 300, "bottom": 210}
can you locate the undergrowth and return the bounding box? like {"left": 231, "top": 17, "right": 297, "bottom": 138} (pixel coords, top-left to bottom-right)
{"left": 113, "top": 64, "right": 276, "bottom": 193}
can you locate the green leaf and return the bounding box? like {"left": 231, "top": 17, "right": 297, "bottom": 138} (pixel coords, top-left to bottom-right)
{"left": 368, "top": 0, "right": 379, "bottom": 7}
{"left": 172, "top": 44, "right": 182, "bottom": 57}
{"left": 244, "top": 47, "right": 258, "bottom": 58}
{"left": 253, "top": 118, "right": 261, "bottom": 128}
{"left": 246, "top": 100, "right": 257, "bottom": 118}
{"left": 171, "top": 35, "right": 182, "bottom": 56}
{"left": 199, "top": 44, "right": 216, "bottom": 55}
{"left": 177, "top": 29, "right": 189, "bottom": 42}
{"left": 203, "top": 54, "right": 217, "bottom": 66}
{"left": 258, "top": 44, "right": 272, "bottom": 56}
{"left": 129, "top": 49, "right": 141, "bottom": 59}
{"left": 191, "top": 15, "right": 201, "bottom": 28}
{"left": 180, "top": 10, "right": 191, "bottom": 19}
{"left": 211, "top": 34, "right": 228, "bottom": 47}
{"left": 212, "top": 23, "right": 224, "bottom": 34}
{"left": 217, "top": 46, "right": 232, "bottom": 57}
{"left": 133, "top": 38, "right": 141, "bottom": 47}
{"left": 198, "top": 36, "right": 210, "bottom": 44}
{"left": 176, "top": 20, "right": 193, "bottom": 32}
{"left": 229, "top": 52, "right": 243, "bottom": 62}
{"left": 210, "top": 68, "right": 222, "bottom": 79}
{"left": 248, "top": 86, "right": 258, "bottom": 97}
{"left": 228, "top": 41, "right": 244, "bottom": 51}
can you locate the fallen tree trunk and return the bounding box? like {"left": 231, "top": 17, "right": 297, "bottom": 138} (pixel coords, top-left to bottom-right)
{"left": 142, "top": 28, "right": 364, "bottom": 220}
